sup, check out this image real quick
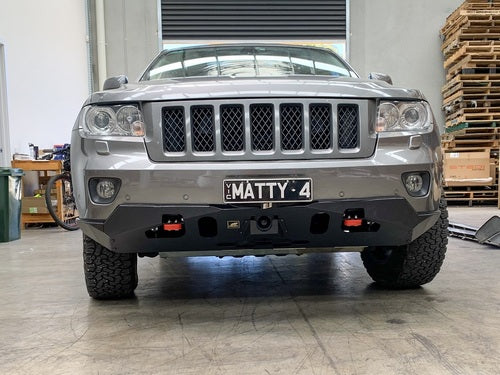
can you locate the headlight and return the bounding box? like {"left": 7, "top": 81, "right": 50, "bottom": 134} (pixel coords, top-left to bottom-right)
{"left": 85, "top": 107, "right": 116, "bottom": 135}
{"left": 376, "top": 101, "right": 431, "bottom": 133}
{"left": 84, "top": 105, "right": 145, "bottom": 136}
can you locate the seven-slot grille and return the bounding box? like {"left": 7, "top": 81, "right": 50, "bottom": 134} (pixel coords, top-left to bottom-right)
{"left": 162, "top": 102, "right": 360, "bottom": 156}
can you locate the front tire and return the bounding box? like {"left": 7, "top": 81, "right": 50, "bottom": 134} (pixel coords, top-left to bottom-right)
{"left": 83, "top": 235, "right": 138, "bottom": 299}
{"left": 361, "top": 199, "right": 448, "bottom": 288}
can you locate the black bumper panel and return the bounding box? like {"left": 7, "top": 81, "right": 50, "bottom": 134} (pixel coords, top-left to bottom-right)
{"left": 79, "top": 197, "right": 440, "bottom": 254}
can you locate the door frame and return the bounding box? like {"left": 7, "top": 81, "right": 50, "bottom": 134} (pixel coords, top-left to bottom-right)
{"left": 0, "top": 41, "right": 11, "bottom": 167}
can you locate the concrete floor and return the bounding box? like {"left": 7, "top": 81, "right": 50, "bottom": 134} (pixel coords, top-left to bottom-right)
{"left": 0, "top": 207, "right": 499, "bottom": 374}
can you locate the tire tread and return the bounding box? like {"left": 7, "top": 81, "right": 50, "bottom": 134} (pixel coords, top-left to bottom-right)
{"left": 361, "top": 199, "right": 449, "bottom": 288}
{"left": 83, "top": 235, "right": 138, "bottom": 299}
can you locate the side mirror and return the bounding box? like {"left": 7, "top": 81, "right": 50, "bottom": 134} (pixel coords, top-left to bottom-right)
{"left": 368, "top": 72, "right": 393, "bottom": 85}
{"left": 103, "top": 75, "right": 129, "bottom": 90}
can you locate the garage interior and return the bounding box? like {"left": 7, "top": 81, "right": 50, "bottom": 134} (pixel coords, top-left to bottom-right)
{"left": 1, "top": 0, "right": 500, "bottom": 374}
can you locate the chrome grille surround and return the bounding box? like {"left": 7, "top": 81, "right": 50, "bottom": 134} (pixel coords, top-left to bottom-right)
{"left": 149, "top": 98, "right": 375, "bottom": 161}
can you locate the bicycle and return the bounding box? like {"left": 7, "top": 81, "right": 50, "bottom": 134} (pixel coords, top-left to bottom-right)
{"left": 43, "top": 145, "right": 79, "bottom": 231}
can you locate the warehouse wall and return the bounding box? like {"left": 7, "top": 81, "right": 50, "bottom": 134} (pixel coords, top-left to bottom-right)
{"left": 0, "top": 0, "right": 89, "bottom": 155}
{"left": 349, "top": 0, "right": 464, "bottom": 130}
{"left": 103, "top": 0, "right": 160, "bottom": 84}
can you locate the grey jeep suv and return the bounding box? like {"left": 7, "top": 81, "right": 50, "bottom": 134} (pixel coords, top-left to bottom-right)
{"left": 72, "top": 44, "right": 448, "bottom": 299}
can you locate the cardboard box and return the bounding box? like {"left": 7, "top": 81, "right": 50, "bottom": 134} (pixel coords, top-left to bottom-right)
{"left": 444, "top": 151, "right": 493, "bottom": 187}
{"left": 33, "top": 188, "right": 57, "bottom": 196}
{"left": 22, "top": 197, "right": 49, "bottom": 214}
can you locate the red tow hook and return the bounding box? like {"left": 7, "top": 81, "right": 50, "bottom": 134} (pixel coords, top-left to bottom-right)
{"left": 163, "top": 222, "right": 183, "bottom": 231}
{"left": 343, "top": 218, "right": 363, "bottom": 227}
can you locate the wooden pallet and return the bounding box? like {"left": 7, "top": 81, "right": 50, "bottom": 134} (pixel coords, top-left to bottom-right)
{"left": 447, "top": 58, "right": 500, "bottom": 80}
{"left": 443, "top": 92, "right": 500, "bottom": 109}
{"left": 443, "top": 84, "right": 500, "bottom": 104}
{"left": 446, "top": 117, "right": 499, "bottom": 128}
{"left": 448, "top": 53, "right": 500, "bottom": 70}
{"left": 444, "top": 43, "right": 500, "bottom": 68}
{"left": 445, "top": 126, "right": 500, "bottom": 136}
{"left": 442, "top": 27, "right": 500, "bottom": 51}
{"left": 442, "top": 145, "right": 495, "bottom": 153}
{"left": 448, "top": 107, "right": 500, "bottom": 117}
{"left": 443, "top": 139, "right": 499, "bottom": 149}
{"left": 447, "top": 68, "right": 500, "bottom": 81}
{"left": 442, "top": 15, "right": 500, "bottom": 41}
{"left": 443, "top": 40, "right": 500, "bottom": 58}
{"left": 443, "top": 77, "right": 500, "bottom": 92}
{"left": 444, "top": 1, "right": 500, "bottom": 33}
{"left": 446, "top": 107, "right": 500, "bottom": 121}
{"left": 444, "top": 187, "right": 498, "bottom": 206}
{"left": 443, "top": 97, "right": 500, "bottom": 116}
{"left": 442, "top": 129, "right": 500, "bottom": 150}
{"left": 442, "top": 139, "right": 499, "bottom": 151}
{"left": 442, "top": 73, "right": 500, "bottom": 92}
{"left": 444, "top": 97, "right": 500, "bottom": 113}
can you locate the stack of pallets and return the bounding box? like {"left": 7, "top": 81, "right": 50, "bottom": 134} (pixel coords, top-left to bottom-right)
{"left": 441, "top": 0, "right": 500, "bottom": 206}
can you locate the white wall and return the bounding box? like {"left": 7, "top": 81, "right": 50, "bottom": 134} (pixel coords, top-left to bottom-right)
{"left": 103, "top": 0, "right": 160, "bottom": 84}
{"left": 0, "top": 0, "right": 89, "bottom": 156}
{"left": 349, "top": 0, "right": 463, "bottom": 129}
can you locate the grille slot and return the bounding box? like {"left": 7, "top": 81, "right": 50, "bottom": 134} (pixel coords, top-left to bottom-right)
{"left": 221, "top": 105, "right": 244, "bottom": 152}
{"left": 162, "top": 107, "right": 186, "bottom": 152}
{"left": 250, "top": 104, "right": 274, "bottom": 151}
{"left": 280, "top": 104, "right": 303, "bottom": 151}
{"left": 310, "top": 104, "right": 332, "bottom": 150}
{"left": 338, "top": 104, "right": 359, "bottom": 149}
{"left": 191, "top": 106, "right": 215, "bottom": 152}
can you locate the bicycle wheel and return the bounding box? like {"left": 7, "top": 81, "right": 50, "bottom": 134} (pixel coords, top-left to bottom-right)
{"left": 45, "top": 173, "right": 79, "bottom": 231}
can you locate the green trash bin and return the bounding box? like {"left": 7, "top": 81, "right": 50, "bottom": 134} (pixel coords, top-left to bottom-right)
{"left": 0, "top": 168, "right": 24, "bottom": 242}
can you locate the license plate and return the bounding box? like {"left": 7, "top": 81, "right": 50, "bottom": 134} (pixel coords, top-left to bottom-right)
{"left": 223, "top": 178, "right": 313, "bottom": 203}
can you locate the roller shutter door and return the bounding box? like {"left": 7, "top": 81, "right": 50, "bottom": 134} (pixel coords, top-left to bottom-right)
{"left": 161, "top": 0, "right": 346, "bottom": 40}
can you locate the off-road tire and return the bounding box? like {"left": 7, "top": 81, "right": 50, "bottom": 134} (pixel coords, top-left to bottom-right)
{"left": 361, "top": 199, "right": 448, "bottom": 288}
{"left": 83, "top": 235, "right": 138, "bottom": 299}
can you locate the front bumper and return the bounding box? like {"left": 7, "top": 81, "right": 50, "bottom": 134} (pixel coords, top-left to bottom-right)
{"left": 79, "top": 197, "right": 440, "bottom": 254}
{"left": 72, "top": 125, "right": 443, "bottom": 255}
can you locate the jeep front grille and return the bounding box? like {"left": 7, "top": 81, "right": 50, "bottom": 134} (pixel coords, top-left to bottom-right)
{"left": 156, "top": 99, "right": 372, "bottom": 161}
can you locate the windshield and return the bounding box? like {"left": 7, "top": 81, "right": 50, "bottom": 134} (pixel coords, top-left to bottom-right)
{"left": 141, "top": 46, "right": 355, "bottom": 81}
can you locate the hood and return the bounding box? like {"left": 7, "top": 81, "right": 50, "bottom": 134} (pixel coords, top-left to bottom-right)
{"left": 87, "top": 76, "right": 425, "bottom": 105}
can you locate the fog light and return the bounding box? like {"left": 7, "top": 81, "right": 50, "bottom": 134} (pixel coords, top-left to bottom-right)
{"left": 89, "top": 177, "right": 121, "bottom": 204}
{"left": 402, "top": 172, "right": 430, "bottom": 197}
{"left": 96, "top": 180, "right": 116, "bottom": 199}
{"left": 405, "top": 174, "right": 423, "bottom": 193}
